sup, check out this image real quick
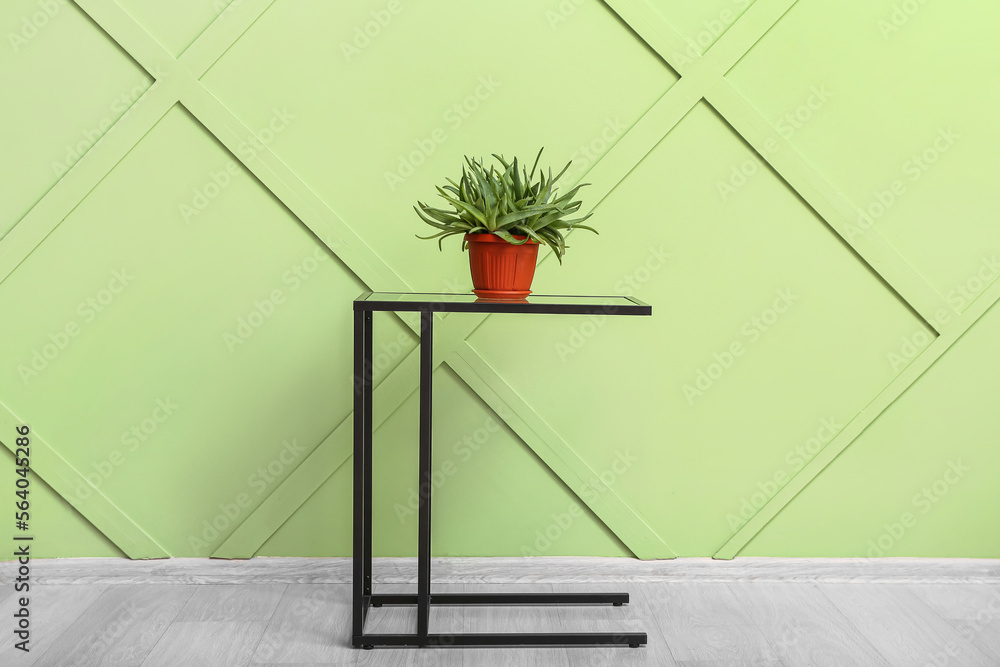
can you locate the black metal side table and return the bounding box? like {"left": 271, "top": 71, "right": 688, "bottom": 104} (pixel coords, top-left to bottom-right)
{"left": 352, "top": 291, "right": 651, "bottom": 649}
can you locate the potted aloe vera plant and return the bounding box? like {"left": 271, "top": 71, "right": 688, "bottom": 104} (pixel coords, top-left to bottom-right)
{"left": 414, "top": 149, "right": 597, "bottom": 299}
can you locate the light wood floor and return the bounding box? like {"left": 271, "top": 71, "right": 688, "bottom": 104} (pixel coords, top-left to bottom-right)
{"left": 1, "top": 557, "right": 999, "bottom": 666}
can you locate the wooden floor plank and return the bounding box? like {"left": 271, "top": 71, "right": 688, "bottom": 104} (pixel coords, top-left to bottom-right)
{"left": 27, "top": 584, "right": 196, "bottom": 667}
{"left": 251, "top": 584, "right": 352, "bottom": 664}
{"left": 948, "top": 619, "right": 1000, "bottom": 662}
{"left": 139, "top": 621, "right": 267, "bottom": 667}
{"left": 638, "top": 582, "right": 782, "bottom": 665}
{"left": 175, "top": 583, "right": 286, "bottom": 622}
{"left": 7, "top": 559, "right": 1000, "bottom": 665}
{"left": 908, "top": 584, "right": 1000, "bottom": 663}
{"left": 0, "top": 584, "right": 107, "bottom": 666}
{"left": 355, "top": 583, "right": 462, "bottom": 667}
{"left": 554, "top": 582, "right": 677, "bottom": 666}
{"left": 454, "top": 584, "right": 569, "bottom": 667}
{"left": 907, "top": 583, "right": 1000, "bottom": 620}
{"left": 728, "top": 582, "right": 890, "bottom": 667}
{"left": 820, "top": 583, "right": 996, "bottom": 666}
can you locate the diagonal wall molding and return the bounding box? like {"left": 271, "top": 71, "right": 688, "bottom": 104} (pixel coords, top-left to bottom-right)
{"left": 2, "top": 0, "right": 686, "bottom": 559}
{"left": 0, "top": 399, "right": 167, "bottom": 558}
{"left": 1, "top": 0, "right": 993, "bottom": 562}
{"left": 716, "top": 276, "right": 1000, "bottom": 558}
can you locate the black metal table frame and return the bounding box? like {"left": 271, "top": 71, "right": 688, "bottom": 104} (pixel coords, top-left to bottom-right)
{"left": 352, "top": 292, "right": 651, "bottom": 649}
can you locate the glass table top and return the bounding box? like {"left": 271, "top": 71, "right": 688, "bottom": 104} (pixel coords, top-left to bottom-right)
{"left": 354, "top": 292, "right": 651, "bottom": 315}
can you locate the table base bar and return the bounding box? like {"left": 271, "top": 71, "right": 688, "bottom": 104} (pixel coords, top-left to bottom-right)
{"left": 353, "top": 632, "right": 647, "bottom": 648}
{"left": 370, "top": 592, "right": 630, "bottom": 606}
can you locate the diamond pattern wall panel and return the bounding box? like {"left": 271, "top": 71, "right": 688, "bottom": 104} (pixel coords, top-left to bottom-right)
{"left": 727, "top": 0, "right": 1000, "bottom": 299}
{"left": 1, "top": 0, "right": 151, "bottom": 237}
{"left": 1, "top": 0, "right": 997, "bottom": 561}
{"left": 467, "top": 101, "right": 930, "bottom": 555}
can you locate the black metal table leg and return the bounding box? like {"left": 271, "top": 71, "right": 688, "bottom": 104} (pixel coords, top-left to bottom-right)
{"left": 352, "top": 308, "right": 368, "bottom": 641}
{"left": 362, "top": 310, "right": 373, "bottom": 600}
{"left": 417, "top": 309, "right": 434, "bottom": 642}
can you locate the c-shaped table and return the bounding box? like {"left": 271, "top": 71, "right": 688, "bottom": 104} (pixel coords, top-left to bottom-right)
{"left": 352, "top": 291, "right": 651, "bottom": 649}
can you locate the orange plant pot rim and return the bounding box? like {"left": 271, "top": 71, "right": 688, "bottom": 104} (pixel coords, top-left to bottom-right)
{"left": 464, "top": 233, "right": 538, "bottom": 244}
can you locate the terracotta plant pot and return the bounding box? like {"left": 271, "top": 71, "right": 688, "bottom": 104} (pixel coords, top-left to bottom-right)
{"left": 465, "top": 233, "right": 539, "bottom": 299}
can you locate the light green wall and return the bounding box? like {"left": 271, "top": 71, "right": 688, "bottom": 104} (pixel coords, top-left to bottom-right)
{"left": 1, "top": 0, "right": 997, "bottom": 560}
